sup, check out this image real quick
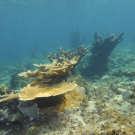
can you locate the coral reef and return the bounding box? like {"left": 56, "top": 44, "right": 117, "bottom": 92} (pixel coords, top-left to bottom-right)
{"left": 0, "top": 45, "right": 135, "bottom": 134}
{"left": 91, "top": 31, "right": 124, "bottom": 60}
{"left": 79, "top": 31, "right": 124, "bottom": 77}
{"left": 19, "top": 76, "right": 135, "bottom": 135}
{"left": 0, "top": 92, "right": 19, "bottom": 102}
{"left": 46, "top": 45, "right": 89, "bottom": 71}
{"left": 0, "top": 99, "right": 24, "bottom": 135}
{"left": 0, "top": 46, "right": 87, "bottom": 120}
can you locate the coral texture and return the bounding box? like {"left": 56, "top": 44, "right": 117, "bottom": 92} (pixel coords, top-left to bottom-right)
{"left": 19, "top": 81, "right": 77, "bottom": 100}
{"left": 0, "top": 46, "right": 87, "bottom": 119}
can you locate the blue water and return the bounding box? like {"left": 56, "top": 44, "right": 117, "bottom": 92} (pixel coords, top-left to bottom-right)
{"left": 0, "top": 0, "right": 135, "bottom": 65}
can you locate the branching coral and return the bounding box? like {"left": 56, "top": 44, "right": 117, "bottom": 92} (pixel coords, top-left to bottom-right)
{"left": 18, "top": 46, "right": 88, "bottom": 84}
{"left": 0, "top": 92, "right": 19, "bottom": 102}
{"left": 80, "top": 32, "right": 124, "bottom": 77}
{"left": 0, "top": 46, "right": 87, "bottom": 120}
{"left": 46, "top": 45, "right": 89, "bottom": 70}
{"left": 91, "top": 31, "right": 124, "bottom": 60}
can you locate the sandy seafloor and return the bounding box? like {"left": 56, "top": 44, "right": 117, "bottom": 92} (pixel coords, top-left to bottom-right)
{"left": 0, "top": 44, "right": 135, "bottom": 135}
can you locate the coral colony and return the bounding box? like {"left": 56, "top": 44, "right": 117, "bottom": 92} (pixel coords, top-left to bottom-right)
{"left": 1, "top": 32, "right": 135, "bottom": 134}
{"left": 0, "top": 46, "right": 88, "bottom": 119}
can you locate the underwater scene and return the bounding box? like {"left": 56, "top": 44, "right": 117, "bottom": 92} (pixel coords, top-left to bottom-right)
{"left": 0, "top": 0, "right": 135, "bottom": 134}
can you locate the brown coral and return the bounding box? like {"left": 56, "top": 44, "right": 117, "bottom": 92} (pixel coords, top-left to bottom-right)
{"left": 0, "top": 82, "right": 85, "bottom": 113}
{"left": 18, "top": 59, "right": 77, "bottom": 84}
{"left": 0, "top": 46, "right": 87, "bottom": 115}
{"left": 19, "top": 81, "right": 77, "bottom": 100}
{"left": 52, "top": 86, "right": 85, "bottom": 112}
{"left": 18, "top": 81, "right": 86, "bottom": 112}
{"left": 18, "top": 62, "right": 73, "bottom": 80}
{"left": 46, "top": 46, "right": 89, "bottom": 62}
{"left": 18, "top": 46, "right": 89, "bottom": 84}
{"left": 0, "top": 92, "right": 19, "bottom": 102}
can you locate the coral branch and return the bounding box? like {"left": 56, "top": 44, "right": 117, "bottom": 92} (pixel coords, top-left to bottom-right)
{"left": 91, "top": 32, "right": 124, "bottom": 60}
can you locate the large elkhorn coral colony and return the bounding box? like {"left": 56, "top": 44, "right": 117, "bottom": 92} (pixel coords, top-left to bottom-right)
{"left": 0, "top": 46, "right": 89, "bottom": 120}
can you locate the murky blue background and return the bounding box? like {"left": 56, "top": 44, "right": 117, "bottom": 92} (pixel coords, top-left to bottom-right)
{"left": 0, "top": 0, "right": 135, "bottom": 65}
